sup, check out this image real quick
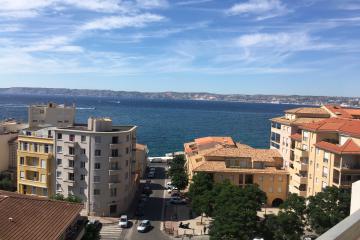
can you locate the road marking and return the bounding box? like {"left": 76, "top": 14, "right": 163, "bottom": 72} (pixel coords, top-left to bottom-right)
{"left": 100, "top": 224, "right": 123, "bottom": 240}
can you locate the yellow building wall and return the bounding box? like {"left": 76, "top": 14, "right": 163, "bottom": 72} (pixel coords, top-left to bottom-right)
{"left": 17, "top": 136, "right": 54, "bottom": 197}
{"left": 213, "top": 172, "right": 288, "bottom": 206}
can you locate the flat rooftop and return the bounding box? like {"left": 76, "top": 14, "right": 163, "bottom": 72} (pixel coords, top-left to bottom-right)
{"left": 58, "top": 124, "right": 136, "bottom": 132}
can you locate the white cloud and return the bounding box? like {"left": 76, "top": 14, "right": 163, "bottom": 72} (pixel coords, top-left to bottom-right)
{"left": 62, "top": 0, "right": 130, "bottom": 13}
{"left": 226, "top": 0, "right": 288, "bottom": 20}
{"left": 176, "top": 0, "right": 213, "bottom": 6}
{"left": 136, "top": 0, "right": 168, "bottom": 9}
{"left": 81, "top": 13, "right": 165, "bottom": 31}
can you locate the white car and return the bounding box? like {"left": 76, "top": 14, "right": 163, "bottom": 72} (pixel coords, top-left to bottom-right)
{"left": 167, "top": 186, "right": 178, "bottom": 193}
{"left": 166, "top": 182, "right": 172, "bottom": 188}
{"left": 118, "top": 215, "right": 128, "bottom": 228}
{"left": 137, "top": 220, "right": 151, "bottom": 233}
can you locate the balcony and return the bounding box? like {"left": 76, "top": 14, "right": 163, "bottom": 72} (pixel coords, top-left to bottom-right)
{"left": 110, "top": 143, "right": 123, "bottom": 149}
{"left": 289, "top": 185, "right": 307, "bottom": 197}
{"left": 295, "top": 148, "right": 309, "bottom": 158}
{"left": 109, "top": 156, "right": 122, "bottom": 162}
{"left": 294, "top": 160, "right": 308, "bottom": 171}
{"left": 293, "top": 173, "right": 308, "bottom": 184}
{"left": 109, "top": 168, "right": 122, "bottom": 174}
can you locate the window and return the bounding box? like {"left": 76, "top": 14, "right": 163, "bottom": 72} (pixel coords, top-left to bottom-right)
{"left": 56, "top": 184, "right": 61, "bottom": 191}
{"left": 57, "top": 133, "right": 62, "bottom": 140}
{"left": 95, "top": 150, "right": 101, "bottom": 156}
{"left": 245, "top": 175, "right": 253, "bottom": 184}
{"left": 126, "top": 135, "right": 130, "bottom": 142}
{"left": 80, "top": 174, "right": 85, "bottom": 181}
{"left": 278, "top": 176, "right": 283, "bottom": 182}
{"left": 316, "top": 148, "right": 320, "bottom": 154}
{"left": 68, "top": 173, "right": 74, "bottom": 181}
{"left": 41, "top": 159, "right": 46, "bottom": 169}
{"left": 94, "top": 176, "right": 101, "bottom": 182}
{"left": 110, "top": 162, "right": 119, "bottom": 170}
{"left": 56, "top": 171, "right": 62, "bottom": 178}
{"left": 20, "top": 171, "right": 25, "bottom": 179}
{"left": 126, "top": 160, "right": 128, "bottom": 167}
{"left": 95, "top": 136, "right": 101, "bottom": 143}
{"left": 81, "top": 135, "right": 86, "bottom": 142}
{"left": 33, "top": 143, "right": 38, "bottom": 152}
{"left": 69, "top": 160, "right": 74, "bottom": 168}
{"left": 126, "top": 147, "right": 129, "bottom": 154}
{"left": 41, "top": 174, "right": 46, "bottom": 183}
{"left": 277, "top": 186, "right": 282, "bottom": 193}
{"left": 80, "top": 187, "right": 85, "bottom": 195}
{"left": 322, "top": 166, "right": 329, "bottom": 178}
{"left": 57, "top": 158, "right": 62, "bottom": 165}
{"left": 94, "top": 189, "right": 100, "bottom": 195}
{"left": 95, "top": 163, "right": 101, "bottom": 169}
{"left": 32, "top": 187, "right": 37, "bottom": 194}
{"left": 125, "top": 172, "right": 129, "bottom": 179}
{"left": 81, "top": 148, "right": 86, "bottom": 155}
{"left": 20, "top": 157, "right": 24, "bottom": 165}
{"left": 111, "top": 149, "right": 118, "bottom": 157}
{"left": 303, "top": 131, "right": 310, "bottom": 141}
{"left": 322, "top": 181, "right": 328, "bottom": 190}
{"left": 80, "top": 161, "right": 85, "bottom": 168}
{"left": 57, "top": 146, "right": 63, "bottom": 153}
{"left": 324, "top": 152, "right": 330, "bottom": 163}
{"left": 316, "top": 163, "right": 319, "bottom": 169}
{"left": 69, "top": 147, "right": 75, "bottom": 155}
{"left": 303, "top": 144, "right": 308, "bottom": 151}
{"left": 44, "top": 144, "right": 49, "bottom": 153}
{"left": 112, "top": 136, "right": 119, "bottom": 144}
{"left": 69, "top": 134, "right": 75, "bottom": 142}
{"left": 68, "top": 186, "right": 73, "bottom": 194}
{"left": 110, "top": 188, "right": 117, "bottom": 197}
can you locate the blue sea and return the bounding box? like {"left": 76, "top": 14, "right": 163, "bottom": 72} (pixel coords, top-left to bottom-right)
{"left": 0, "top": 94, "right": 300, "bottom": 156}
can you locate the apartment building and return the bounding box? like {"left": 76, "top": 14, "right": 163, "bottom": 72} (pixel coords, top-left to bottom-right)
{"left": 54, "top": 117, "right": 138, "bottom": 216}
{"left": 185, "top": 137, "right": 289, "bottom": 206}
{"left": 290, "top": 118, "right": 360, "bottom": 197}
{"left": 17, "top": 127, "right": 55, "bottom": 197}
{"left": 28, "top": 102, "right": 76, "bottom": 128}
{"left": 270, "top": 107, "right": 330, "bottom": 167}
{"left": 0, "top": 120, "right": 27, "bottom": 173}
{"left": 136, "top": 143, "right": 149, "bottom": 177}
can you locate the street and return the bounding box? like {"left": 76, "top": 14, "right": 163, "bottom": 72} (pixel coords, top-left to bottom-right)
{"left": 120, "top": 162, "right": 171, "bottom": 240}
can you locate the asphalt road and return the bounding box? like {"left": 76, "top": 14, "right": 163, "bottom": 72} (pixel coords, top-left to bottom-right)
{"left": 121, "top": 162, "right": 170, "bottom": 240}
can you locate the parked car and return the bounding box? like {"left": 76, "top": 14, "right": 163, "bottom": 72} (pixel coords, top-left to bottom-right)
{"left": 303, "top": 235, "right": 318, "bottom": 240}
{"left": 166, "top": 182, "right": 172, "bottom": 188}
{"left": 167, "top": 186, "right": 178, "bottom": 193}
{"left": 143, "top": 185, "right": 152, "bottom": 195}
{"left": 118, "top": 215, "right": 128, "bottom": 228}
{"left": 170, "top": 196, "right": 186, "bottom": 204}
{"left": 171, "top": 191, "right": 181, "bottom": 197}
{"left": 137, "top": 220, "right": 151, "bottom": 233}
{"left": 149, "top": 158, "right": 162, "bottom": 163}
{"left": 147, "top": 172, "right": 155, "bottom": 178}
{"left": 149, "top": 167, "right": 156, "bottom": 172}
{"left": 140, "top": 194, "right": 149, "bottom": 202}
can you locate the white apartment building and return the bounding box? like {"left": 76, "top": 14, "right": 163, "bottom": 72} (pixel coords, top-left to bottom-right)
{"left": 29, "top": 102, "right": 76, "bottom": 128}
{"left": 0, "top": 119, "right": 27, "bottom": 172}
{"left": 54, "top": 117, "right": 138, "bottom": 216}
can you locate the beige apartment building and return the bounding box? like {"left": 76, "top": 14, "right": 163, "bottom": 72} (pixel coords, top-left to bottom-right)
{"left": 270, "top": 107, "right": 330, "bottom": 168}
{"left": 54, "top": 117, "right": 138, "bottom": 216}
{"left": 291, "top": 118, "right": 360, "bottom": 197}
{"left": 270, "top": 105, "right": 360, "bottom": 197}
{"left": 28, "top": 102, "right": 76, "bottom": 128}
{"left": 185, "top": 137, "right": 289, "bottom": 207}
{"left": 0, "top": 120, "right": 27, "bottom": 174}
{"left": 136, "top": 143, "right": 149, "bottom": 177}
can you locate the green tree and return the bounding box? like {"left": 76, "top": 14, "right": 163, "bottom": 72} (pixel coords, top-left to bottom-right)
{"left": 0, "top": 178, "right": 14, "bottom": 191}
{"left": 188, "top": 172, "right": 214, "bottom": 217}
{"left": 51, "top": 193, "right": 82, "bottom": 203}
{"left": 51, "top": 193, "right": 65, "bottom": 201}
{"left": 307, "top": 186, "right": 351, "bottom": 234}
{"left": 82, "top": 223, "right": 100, "bottom": 240}
{"left": 209, "top": 182, "right": 265, "bottom": 240}
{"left": 171, "top": 170, "right": 188, "bottom": 190}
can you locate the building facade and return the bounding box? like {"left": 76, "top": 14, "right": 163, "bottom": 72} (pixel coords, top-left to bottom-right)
{"left": 54, "top": 117, "right": 138, "bottom": 216}
{"left": 17, "top": 127, "right": 55, "bottom": 197}
{"left": 185, "top": 137, "right": 289, "bottom": 206}
{"left": 0, "top": 120, "right": 27, "bottom": 173}
{"left": 270, "top": 107, "right": 330, "bottom": 168}
{"left": 28, "top": 102, "right": 76, "bottom": 128}
{"left": 136, "top": 143, "right": 149, "bottom": 177}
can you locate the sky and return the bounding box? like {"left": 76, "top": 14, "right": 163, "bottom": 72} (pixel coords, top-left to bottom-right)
{"left": 0, "top": 0, "right": 359, "bottom": 97}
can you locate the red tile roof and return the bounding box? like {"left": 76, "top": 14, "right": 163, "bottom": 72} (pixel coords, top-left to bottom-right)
{"left": 290, "top": 133, "right": 302, "bottom": 141}
{"left": 300, "top": 118, "right": 360, "bottom": 137}
{"left": 185, "top": 136, "right": 236, "bottom": 154}
{"left": 314, "top": 139, "right": 360, "bottom": 155}
{"left": 0, "top": 191, "right": 83, "bottom": 240}
{"left": 324, "top": 105, "right": 360, "bottom": 119}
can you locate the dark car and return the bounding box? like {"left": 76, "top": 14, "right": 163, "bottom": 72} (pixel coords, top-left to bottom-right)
{"left": 87, "top": 220, "right": 102, "bottom": 231}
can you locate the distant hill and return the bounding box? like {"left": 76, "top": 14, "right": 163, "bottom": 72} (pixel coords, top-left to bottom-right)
{"left": 0, "top": 87, "right": 359, "bottom": 107}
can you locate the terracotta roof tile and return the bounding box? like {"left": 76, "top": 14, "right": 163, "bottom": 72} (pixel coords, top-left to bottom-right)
{"left": 0, "top": 191, "right": 83, "bottom": 240}
{"left": 285, "top": 107, "right": 330, "bottom": 116}
{"left": 324, "top": 105, "right": 360, "bottom": 119}
{"left": 300, "top": 118, "right": 360, "bottom": 137}
{"left": 315, "top": 139, "right": 360, "bottom": 155}
{"left": 290, "top": 133, "right": 302, "bottom": 141}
